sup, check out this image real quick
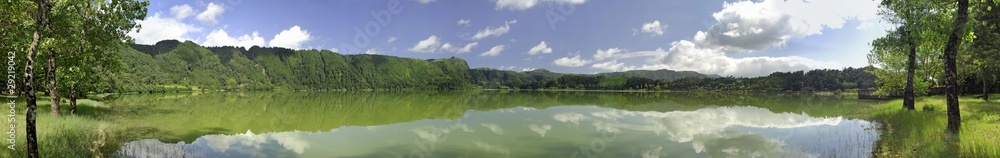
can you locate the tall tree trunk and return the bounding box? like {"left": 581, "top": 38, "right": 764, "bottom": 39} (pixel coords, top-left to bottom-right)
{"left": 944, "top": 0, "right": 969, "bottom": 134}
{"left": 904, "top": 25, "right": 917, "bottom": 110}
{"left": 47, "top": 48, "right": 58, "bottom": 117}
{"left": 25, "top": 0, "right": 51, "bottom": 157}
{"left": 72, "top": 2, "right": 86, "bottom": 116}
{"left": 69, "top": 85, "right": 76, "bottom": 115}
{"left": 983, "top": 67, "right": 990, "bottom": 101}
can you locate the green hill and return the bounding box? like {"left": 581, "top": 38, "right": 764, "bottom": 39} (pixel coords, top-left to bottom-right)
{"left": 109, "top": 40, "right": 473, "bottom": 92}
{"left": 105, "top": 40, "right": 727, "bottom": 92}
{"left": 598, "top": 69, "right": 719, "bottom": 80}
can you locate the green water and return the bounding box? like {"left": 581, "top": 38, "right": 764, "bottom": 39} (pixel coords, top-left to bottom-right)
{"left": 104, "top": 91, "right": 880, "bottom": 158}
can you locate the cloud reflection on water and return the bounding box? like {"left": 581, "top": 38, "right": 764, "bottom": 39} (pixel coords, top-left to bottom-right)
{"left": 115, "top": 105, "right": 876, "bottom": 158}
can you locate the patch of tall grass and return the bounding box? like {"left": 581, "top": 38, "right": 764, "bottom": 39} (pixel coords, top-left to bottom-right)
{"left": 869, "top": 95, "right": 1000, "bottom": 157}
{"left": 1, "top": 99, "right": 122, "bottom": 157}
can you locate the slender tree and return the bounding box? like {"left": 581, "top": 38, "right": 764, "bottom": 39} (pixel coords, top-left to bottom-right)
{"left": 24, "top": 0, "right": 51, "bottom": 156}
{"left": 943, "top": 0, "right": 970, "bottom": 134}
{"left": 47, "top": 46, "right": 57, "bottom": 116}
{"left": 903, "top": 5, "right": 918, "bottom": 110}
{"left": 870, "top": 0, "right": 941, "bottom": 106}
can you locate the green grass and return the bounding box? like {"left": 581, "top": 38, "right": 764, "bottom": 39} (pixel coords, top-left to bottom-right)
{"left": 868, "top": 95, "right": 1000, "bottom": 158}
{"left": 1, "top": 98, "right": 125, "bottom": 158}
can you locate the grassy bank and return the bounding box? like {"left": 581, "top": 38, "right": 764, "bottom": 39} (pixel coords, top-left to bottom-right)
{"left": 868, "top": 94, "right": 1000, "bottom": 157}
{"left": 2, "top": 98, "right": 126, "bottom": 157}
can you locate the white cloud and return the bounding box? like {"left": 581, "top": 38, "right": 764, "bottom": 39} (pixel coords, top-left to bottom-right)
{"left": 457, "top": 43, "right": 478, "bottom": 53}
{"left": 520, "top": 68, "right": 536, "bottom": 72}
{"left": 695, "top": 0, "right": 880, "bottom": 53}
{"left": 575, "top": 0, "right": 873, "bottom": 76}
{"left": 416, "top": 0, "right": 436, "bottom": 4}
{"left": 411, "top": 36, "right": 477, "bottom": 53}
{"left": 591, "top": 60, "right": 635, "bottom": 72}
{"left": 195, "top": 2, "right": 225, "bottom": 25}
{"left": 593, "top": 48, "right": 623, "bottom": 60}
{"left": 169, "top": 4, "right": 195, "bottom": 20}
{"left": 553, "top": 55, "right": 590, "bottom": 67}
{"left": 441, "top": 42, "right": 478, "bottom": 54}
{"left": 625, "top": 40, "right": 840, "bottom": 77}
{"left": 409, "top": 35, "right": 443, "bottom": 53}
{"left": 527, "top": 41, "right": 553, "bottom": 55}
{"left": 387, "top": 37, "right": 398, "bottom": 43}
{"left": 364, "top": 48, "right": 380, "bottom": 54}
{"left": 636, "top": 20, "right": 668, "bottom": 36}
{"left": 268, "top": 25, "right": 312, "bottom": 49}
{"left": 494, "top": 0, "right": 587, "bottom": 10}
{"left": 499, "top": 65, "right": 517, "bottom": 70}
{"left": 457, "top": 19, "right": 471, "bottom": 26}
{"left": 202, "top": 29, "right": 266, "bottom": 49}
{"left": 471, "top": 20, "right": 517, "bottom": 40}
{"left": 480, "top": 45, "right": 506, "bottom": 57}
{"left": 127, "top": 13, "right": 201, "bottom": 44}
{"left": 441, "top": 43, "right": 453, "bottom": 51}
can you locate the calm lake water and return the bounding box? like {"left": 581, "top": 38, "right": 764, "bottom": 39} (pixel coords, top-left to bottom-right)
{"left": 104, "top": 91, "right": 880, "bottom": 158}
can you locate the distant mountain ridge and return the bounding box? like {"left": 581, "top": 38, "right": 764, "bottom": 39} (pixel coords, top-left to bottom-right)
{"left": 598, "top": 69, "right": 720, "bottom": 81}
{"left": 108, "top": 40, "right": 719, "bottom": 91}
{"left": 113, "top": 40, "right": 473, "bottom": 91}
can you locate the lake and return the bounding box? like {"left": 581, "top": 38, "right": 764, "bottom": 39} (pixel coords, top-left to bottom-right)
{"left": 102, "top": 91, "right": 881, "bottom": 158}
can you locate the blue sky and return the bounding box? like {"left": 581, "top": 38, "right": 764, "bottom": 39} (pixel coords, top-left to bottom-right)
{"left": 129, "top": 0, "right": 891, "bottom": 77}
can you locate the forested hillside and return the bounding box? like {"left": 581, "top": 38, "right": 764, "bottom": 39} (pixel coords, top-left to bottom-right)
{"left": 598, "top": 69, "right": 720, "bottom": 80}
{"left": 470, "top": 66, "right": 878, "bottom": 91}
{"left": 107, "top": 40, "right": 474, "bottom": 92}
{"left": 102, "top": 40, "right": 882, "bottom": 93}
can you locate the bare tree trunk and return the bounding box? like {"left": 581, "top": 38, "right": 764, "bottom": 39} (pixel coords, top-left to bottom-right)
{"left": 944, "top": 0, "right": 970, "bottom": 134}
{"left": 72, "top": 2, "right": 87, "bottom": 116}
{"left": 25, "top": 0, "right": 51, "bottom": 157}
{"left": 69, "top": 85, "right": 76, "bottom": 115}
{"left": 904, "top": 25, "right": 917, "bottom": 110}
{"left": 47, "top": 48, "right": 58, "bottom": 117}
{"left": 983, "top": 67, "right": 991, "bottom": 101}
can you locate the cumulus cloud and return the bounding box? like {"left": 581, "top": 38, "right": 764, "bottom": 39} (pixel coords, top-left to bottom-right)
{"left": 202, "top": 29, "right": 266, "bottom": 49}
{"left": 626, "top": 40, "right": 840, "bottom": 77}
{"left": 481, "top": 45, "right": 506, "bottom": 57}
{"left": 553, "top": 55, "right": 590, "bottom": 67}
{"left": 442, "top": 42, "right": 478, "bottom": 54}
{"left": 499, "top": 65, "right": 517, "bottom": 70}
{"left": 636, "top": 20, "right": 668, "bottom": 36}
{"left": 364, "top": 48, "right": 380, "bottom": 54}
{"left": 457, "top": 19, "right": 471, "bottom": 26}
{"left": 409, "top": 35, "right": 443, "bottom": 53}
{"left": 127, "top": 13, "right": 200, "bottom": 44}
{"left": 268, "top": 25, "right": 312, "bottom": 49}
{"left": 527, "top": 41, "right": 553, "bottom": 55}
{"left": 195, "top": 2, "right": 225, "bottom": 25}
{"left": 591, "top": 60, "right": 635, "bottom": 72}
{"left": 694, "top": 0, "right": 880, "bottom": 53}
{"left": 573, "top": 0, "right": 875, "bottom": 76}
{"left": 169, "top": 4, "right": 195, "bottom": 20}
{"left": 471, "top": 20, "right": 517, "bottom": 40}
{"left": 494, "top": 0, "right": 588, "bottom": 10}
{"left": 592, "top": 48, "right": 623, "bottom": 60}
